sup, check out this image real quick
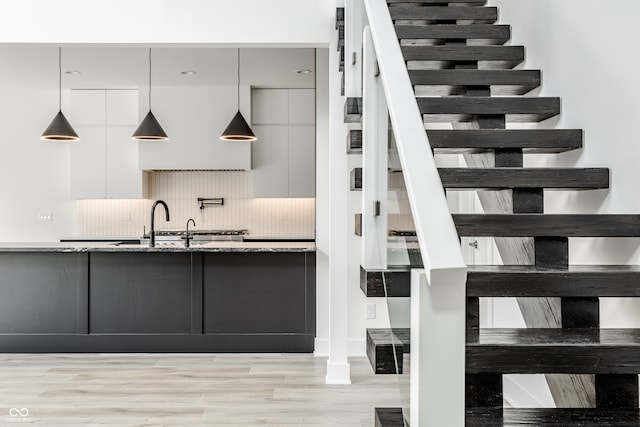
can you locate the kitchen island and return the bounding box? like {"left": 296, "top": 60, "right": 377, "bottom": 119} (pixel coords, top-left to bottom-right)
{"left": 0, "top": 242, "right": 315, "bottom": 353}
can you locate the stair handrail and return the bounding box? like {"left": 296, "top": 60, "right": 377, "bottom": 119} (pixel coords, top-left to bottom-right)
{"left": 363, "top": 0, "right": 467, "bottom": 287}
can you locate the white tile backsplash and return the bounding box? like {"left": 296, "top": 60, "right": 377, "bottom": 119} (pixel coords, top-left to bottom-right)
{"left": 77, "top": 171, "right": 315, "bottom": 237}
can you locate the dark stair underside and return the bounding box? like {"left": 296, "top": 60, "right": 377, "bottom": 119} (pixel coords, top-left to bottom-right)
{"left": 388, "top": 0, "right": 486, "bottom": 4}
{"left": 426, "top": 129, "right": 583, "bottom": 154}
{"left": 375, "top": 407, "right": 405, "bottom": 427}
{"left": 409, "top": 69, "right": 540, "bottom": 95}
{"left": 466, "top": 408, "right": 640, "bottom": 426}
{"left": 467, "top": 328, "right": 640, "bottom": 374}
{"left": 389, "top": 6, "right": 498, "bottom": 23}
{"left": 417, "top": 97, "right": 560, "bottom": 122}
{"left": 454, "top": 214, "right": 640, "bottom": 237}
{"left": 402, "top": 45, "right": 524, "bottom": 69}
{"left": 395, "top": 24, "right": 511, "bottom": 44}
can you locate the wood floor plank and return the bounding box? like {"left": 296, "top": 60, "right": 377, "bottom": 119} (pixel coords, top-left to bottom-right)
{"left": 0, "top": 354, "right": 401, "bottom": 426}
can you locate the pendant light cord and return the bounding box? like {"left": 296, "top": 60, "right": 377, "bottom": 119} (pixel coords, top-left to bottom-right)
{"left": 148, "top": 48, "right": 152, "bottom": 111}
{"left": 237, "top": 48, "right": 240, "bottom": 110}
{"left": 58, "top": 47, "right": 62, "bottom": 111}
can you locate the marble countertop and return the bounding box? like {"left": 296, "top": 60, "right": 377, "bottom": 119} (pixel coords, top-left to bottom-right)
{"left": 0, "top": 241, "right": 316, "bottom": 253}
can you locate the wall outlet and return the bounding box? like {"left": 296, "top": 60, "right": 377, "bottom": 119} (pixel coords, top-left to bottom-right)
{"left": 366, "top": 303, "right": 376, "bottom": 320}
{"left": 39, "top": 211, "right": 53, "bottom": 222}
{"left": 123, "top": 211, "right": 131, "bottom": 222}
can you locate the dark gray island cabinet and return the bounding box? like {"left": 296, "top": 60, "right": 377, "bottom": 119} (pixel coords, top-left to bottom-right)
{"left": 0, "top": 248, "right": 315, "bottom": 352}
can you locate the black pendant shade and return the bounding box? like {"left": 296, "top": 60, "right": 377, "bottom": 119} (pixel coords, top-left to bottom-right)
{"left": 41, "top": 48, "right": 79, "bottom": 141}
{"left": 132, "top": 48, "right": 168, "bottom": 141}
{"left": 220, "top": 48, "right": 257, "bottom": 142}
{"left": 221, "top": 111, "right": 257, "bottom": 141}
{"left": 131, "top": 110, "right": 168, "bottom": 141}
{"left": 41, "top": 110, "right": 79, "bottom": 141}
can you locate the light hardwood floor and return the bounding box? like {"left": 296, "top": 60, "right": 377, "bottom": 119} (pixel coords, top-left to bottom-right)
{"left": 0, "top": 354, "right": 403, "bottom": 426}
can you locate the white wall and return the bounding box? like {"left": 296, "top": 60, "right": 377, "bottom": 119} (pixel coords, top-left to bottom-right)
{"left": 487, "top": 0, "right": 640, "bottom": 324}
{"left": 0, "top": 1, "right": 331, "bottom": 46}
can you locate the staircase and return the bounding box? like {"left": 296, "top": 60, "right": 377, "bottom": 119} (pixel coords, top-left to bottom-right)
{"left": 338, "top": 1, "right": 640, "bottom": 426}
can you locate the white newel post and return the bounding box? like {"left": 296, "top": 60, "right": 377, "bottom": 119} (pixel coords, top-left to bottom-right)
{"left": 362, "top": 25, "right": 389, "bottom": 270}
{"left": 411, "top": 269, "right": 466, "bottom": 426}
{"left": 345, "top": 0, "right": 365, "bottom": 98}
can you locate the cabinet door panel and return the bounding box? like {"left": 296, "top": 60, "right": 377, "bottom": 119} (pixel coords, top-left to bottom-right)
{"left": 203, "top": 253, "right": 307, "bottom": 334}
{"left": 288, "top": 89, "right": 315, "bottom": 125}
{"left": 252, "top": 125, "right": 289, "bottom": 197}
{"left": 106, "top": 90, "right": 138, "bottom": 126}
{"left": 89, "top": 253, "right": 192, "bottom": 333}
{"left": 70, "top": 127, "right": 106, "bottom": 198}
{"left": 288, "top": 125, "right": 315, "bottom": 197}
{"left": 252, "top": 89, "right": 288, "bottom": 125}
{"left": 106, "top": 126, "right": 144, "bottom": 198}
{"left": 70, "top": 90, "right": 105, "bottom": 126}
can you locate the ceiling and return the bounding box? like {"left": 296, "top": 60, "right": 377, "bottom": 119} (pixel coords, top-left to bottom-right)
{"left": 0, "top": 46, "right": 316, "bottom": 90}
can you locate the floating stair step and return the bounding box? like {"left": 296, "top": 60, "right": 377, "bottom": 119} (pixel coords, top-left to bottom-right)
{"left": 339, "top": 45, "right": 344, "bottom": 71}
{"left": 439, "top": 167, "right": 609, "bottom": 190}
{"left": 350, "top": 167, "right": 362, "bottom": 191}
{"left": 367, "top": 328, "right": 410, "bottom": 374}
{"left": 345, "top": 97, "right": 362, "bottom": 123}
{"left": 418, "top": 97, "right": 560, "bottom": 122}
{"left": 375, "top": 408, "right": 405, "bottom": 427}
{"left": 466, "top": 408, "right": 640, "bottom": 426}
{"left": 361, "top": 266, "right": 412, "bottom": 297}
{"left": 427, "top": 129, "right": 583, "bottom": 154}
{"left": 351, "top": 167, "right": 608, "bottom": 191}
{"left": 390, "top": 6, "right": 498, "bottom": 23}
{"left": 402, "top": 45, "right": 525, "bottom": 69}
{"left": 454, "top": 214, "right": 640, "bottom": 237}
{"left": 336, "top": 7, "right": 344, "bottom": 29}
{"left": 409, "top": 69, "right": 540, "bottom": 95}
{"left": 467, "top": 328, "right": 640, "bottom": 374}
{"left": 347, "top": 129, "right": 362, "bottom": 154}
{"left": 395, "top": 24, "right": 511, "bottom": 45}
{"left": 467, "top": 265, "right": 640, "bottom": 298}
{"left": 388, "top": 0, "right": 487, "bottom": 5}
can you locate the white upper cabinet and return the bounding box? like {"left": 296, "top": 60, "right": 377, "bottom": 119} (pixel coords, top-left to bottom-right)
{"left": 70, "top": 89, "right": 147, "bottom": 199}
{"left": 252, "top": 88, "right": 315, "bottom": 198}
{"left": 137, "top": 86, "right": 251, "bottom": 170}
{"left": 288, "top": 89, "right": 315, "bottom": 125}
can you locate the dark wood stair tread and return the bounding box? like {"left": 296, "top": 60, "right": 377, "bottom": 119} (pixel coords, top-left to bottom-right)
{"left": 347, "top": 129, "right": 362, "bottom": 154}
{"left": 410, "top": 69, "right": 540, "bottom": 95}
{"left": 418, "top": 97, "right": 560, "bottom": 122}
{"left": 390, "top": 6, "right": 497, "bottom": 23}
{"left": 367, "top": 328, "right": 410, "bottom": 374}
{"left": 344, "top": 97, "right": 362, "bottom": 123}
{"left": 375, "top": 408, "right": 405, "bottom": 427}
{"left": 361, "top": 266, "right": 412, "bottom": 298}
{"left": 467, "top": 408, "right": 640, "bottom": 426}
{"left": 388, "top": 0, "right": 486, "bottom": 4}
{"left": 454, "top": 214, "right": 640, "bottom": 237}
{"left": 427, "top": 129, "right": 583, "bottom": 154}
{"left": 351, "top": 167, "right": 608, "bottom": 191}
{"left": 440, "top": 167, "right": 608, "bottom": 190}
{"left": 396, "top": 24, "right": 511, "bottom": 45}
{"left": 402, "top": 45, "right": 524, "bottom": 69}
{"left": 336, "top": 7, "right": 344, "bottom": 29}
{"left": 467, "top": 328, "right": 640, "bottom": 374}
{"left": 467, "top": 265, "right": 640, "bottom": 297}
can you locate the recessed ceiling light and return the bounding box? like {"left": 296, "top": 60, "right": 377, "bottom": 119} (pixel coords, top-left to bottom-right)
{"left": 181, "top": 70, "right": 197, "bottom": 75}
{"left": 295, "top": 69, "right": 312, "bottom": 75}
{"left": 65, "top": 70, "right": 81, "bottom": 75}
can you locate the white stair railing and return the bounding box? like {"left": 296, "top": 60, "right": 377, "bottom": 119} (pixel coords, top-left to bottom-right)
{"left": 355, "top": 0, "right": 468, "bottom": 425}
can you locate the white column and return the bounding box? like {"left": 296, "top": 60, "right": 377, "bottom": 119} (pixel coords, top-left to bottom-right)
{"left": 411, "top": 269, "right": 466, "bottom": 426}
{"left": 361, "top": 25, "right": 388, "bottom": 270}
{"left": 326, "top": 0, "right": 351, "bottom": 385}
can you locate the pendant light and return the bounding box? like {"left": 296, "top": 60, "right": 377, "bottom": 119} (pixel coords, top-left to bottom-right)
{"left": 132, "top": 48, "right": 168, "bottom": 141}
{"left": 220, "top": 48, "right": 257, "bottom": 142}
{"left": 41, "top": 48, "right": 79, "bottom": 141}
